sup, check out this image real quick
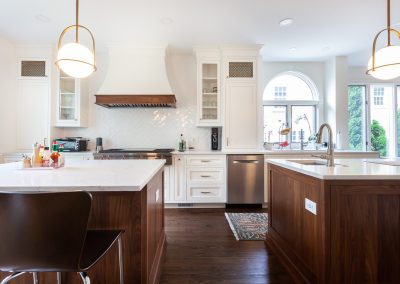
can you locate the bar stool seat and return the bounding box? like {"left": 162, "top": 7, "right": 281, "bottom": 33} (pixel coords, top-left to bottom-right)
{"left": 0, "top": 191, "right": 124, "bottom": 284}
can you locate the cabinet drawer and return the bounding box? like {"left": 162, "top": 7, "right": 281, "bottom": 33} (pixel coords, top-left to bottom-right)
{"left": 187, "top": 185, "right": 226, "bottom": 203}
{"left": 187, "top": 168, "right": 224, "bottom": 183}
{"left": 186, "top": 155, "right": 225, "bottom": 167}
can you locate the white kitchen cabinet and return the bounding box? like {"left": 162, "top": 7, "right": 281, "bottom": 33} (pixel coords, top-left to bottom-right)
{"left": 222, "top": 46, "right": 262, "bottom": 149}
{"left": 17, "top": 80, "right": 50, "bottom": 150}
{"left": 163, "top": 165, "right": 174, "bottom": 202}
{"left": 225, "top": 82, "right": 258, "bottom": 149}
{"left": 55, "top": 70, "right": 88, "bottom": 127}
{"left": 186, "top": 155, "right": 226, "bottom": 203}
{"left": 166, "top": 154, "right": 227, "bottom": 204}
{"left": 186, "top": 155, "right": 225, "bottom": 167}
{"left": 195, "top": 48, "right": 222, "bottom": 127}
{"left": 186, "top": 185, "right": 226, "bottom": 203}
{"left": 173, "top": 155, "right": 186, "bottom": 202}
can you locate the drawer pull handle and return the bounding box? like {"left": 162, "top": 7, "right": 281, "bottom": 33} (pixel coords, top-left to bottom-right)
{"left": 200, "top": 160, "right": 211, "bottom": 162}
{"left": 200, "top": 175, "right": 211, "bottom": 178}
{"left": 201, "top": 191, "right": 211, "bottom": 194}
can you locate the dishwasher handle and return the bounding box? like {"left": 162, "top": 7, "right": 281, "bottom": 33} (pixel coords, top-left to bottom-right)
{"left": 232, "top": 160, "right": 259, "bottom": 164}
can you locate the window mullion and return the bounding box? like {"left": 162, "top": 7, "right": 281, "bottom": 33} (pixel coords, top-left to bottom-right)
{"left": 394, "top": 86, "right": 398, "bottom": 157}
{"left": 365, "top": 86, "right": 370, "bottom": 151}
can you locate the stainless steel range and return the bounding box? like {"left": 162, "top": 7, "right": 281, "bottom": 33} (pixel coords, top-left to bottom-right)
{"left": 93, "top": 148, "right": 174, "bottom": 165}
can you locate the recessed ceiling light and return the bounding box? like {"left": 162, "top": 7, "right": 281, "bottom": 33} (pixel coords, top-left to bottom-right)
{"left": 35, "top": 14, "right": 51, "bottom": 23}
{"left": 289, "top": 47, "right": 297, "bottom": 52}
{"left": 160, "top": 17, "right": 174, "bottom": 25}
{"left": 279, "top": 18, "right": 294, "bottom": 27}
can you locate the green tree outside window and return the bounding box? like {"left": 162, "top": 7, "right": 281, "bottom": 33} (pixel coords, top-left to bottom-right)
{"left": 370, "top": 119, "right": 387, "bottom": 157}
{"left": 348, "top": 86, "right": 363, "bottom": 150}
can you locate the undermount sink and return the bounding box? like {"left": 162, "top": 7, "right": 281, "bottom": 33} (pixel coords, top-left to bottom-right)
{"left": 288, "top": 159, "right": 326, "bottom": 165}
{"left": 287, "top": 159, "right": 348, "bottom": 167}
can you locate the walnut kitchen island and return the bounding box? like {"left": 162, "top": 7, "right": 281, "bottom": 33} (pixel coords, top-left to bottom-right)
{"left": 266, "top": 158, "right": 400, "bottom": 284}
{"left": 0, "top": 159, "right": 166, "bottom": 284}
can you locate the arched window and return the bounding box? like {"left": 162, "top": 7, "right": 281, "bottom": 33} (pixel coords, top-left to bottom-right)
{"left": 263, "top": 71, "right": 319, "bottom": 148}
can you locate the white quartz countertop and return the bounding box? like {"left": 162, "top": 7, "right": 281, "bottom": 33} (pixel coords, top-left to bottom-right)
{"left": 266, "top": 158, "right": 400, "bottom": 180}
{"left": 0, "top": 159, "right": 165, "bottom": 191}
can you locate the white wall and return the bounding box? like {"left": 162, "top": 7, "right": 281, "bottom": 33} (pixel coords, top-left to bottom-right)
{"left": 62, "top": 53, "right": 211, "bottom": 150}
{"left": 0, "top": 37, "right": 17, "bottom": 153}
{"left": 324, "top": 56, "right": 349, "bottom": 149}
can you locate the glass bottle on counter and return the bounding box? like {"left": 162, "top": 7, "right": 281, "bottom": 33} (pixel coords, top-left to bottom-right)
{"left": 178, "top": 134, "right": 187, "bottom": 152}
{"left": 42, "top": 146, "right": 51, "bottom": 167}
{"left": 58, "top": 144, "right": 65, "bottom": 167}
{"left": 31, "top": 142, "right": 42, "bottom": 167}
{"left": 51, "top": 141, "right": 60, "bottom": 168}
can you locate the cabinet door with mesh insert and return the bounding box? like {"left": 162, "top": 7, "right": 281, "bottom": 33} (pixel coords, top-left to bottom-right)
{"left": 228, "top": 61, "right": 254, "bottom": 79}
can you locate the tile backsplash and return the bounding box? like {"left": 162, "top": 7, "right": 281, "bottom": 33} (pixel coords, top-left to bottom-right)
{"left": 62, "top": 54, "right": 212, "bottom": 151}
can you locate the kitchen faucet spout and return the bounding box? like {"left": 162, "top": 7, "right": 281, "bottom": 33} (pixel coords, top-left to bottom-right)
{"left": 316, "top": 123, "right": 334, "bottom": 167}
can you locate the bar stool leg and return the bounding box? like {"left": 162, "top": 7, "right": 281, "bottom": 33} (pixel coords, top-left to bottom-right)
{"left": 57, "top": 272, "right": 62, "bottom": 284}
{"left": 0, "top": 272, "right": 25, "bottom": 284}
{"left": 118, "top": 235, "right": 124, "bottom": 284}
{"left": 78, "top": 272, "right": 90, "bottom": 284}
{"left": 32, "top": 272, "right": 38, "bottom": 284}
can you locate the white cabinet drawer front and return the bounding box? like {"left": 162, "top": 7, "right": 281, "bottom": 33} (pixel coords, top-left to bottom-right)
{"left": 187, "top": 168, "right": 224, "bottom": 183}
{"left": 187, "top": 185, "right": 226, "bottom": 203}
{"left": 186, "top": 155, "right": 226, "bottom": 167}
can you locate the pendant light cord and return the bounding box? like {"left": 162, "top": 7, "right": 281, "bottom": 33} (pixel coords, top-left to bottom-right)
{"left": 75, "top": 0, "right": 79, "bottom": 43}
{"left": 387, "top": 0, "right": 391, "bottom": 46}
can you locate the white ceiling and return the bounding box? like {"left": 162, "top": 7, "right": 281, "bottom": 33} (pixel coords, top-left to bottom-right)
{"left": 1, "top": 0, "right": 399, "bottom": 66}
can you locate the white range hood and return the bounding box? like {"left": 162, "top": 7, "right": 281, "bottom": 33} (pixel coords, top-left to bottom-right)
{"left": 96, "top": 45, "right": 176, "bottom": 108}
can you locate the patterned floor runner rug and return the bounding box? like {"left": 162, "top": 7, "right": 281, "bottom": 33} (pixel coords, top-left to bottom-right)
{"left": 224, "top": 212, "right": 268, "bottom": 241}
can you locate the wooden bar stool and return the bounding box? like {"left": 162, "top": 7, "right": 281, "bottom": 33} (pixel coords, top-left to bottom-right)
{"left": 0, "top": 191, "right": 124, "bottom": 284}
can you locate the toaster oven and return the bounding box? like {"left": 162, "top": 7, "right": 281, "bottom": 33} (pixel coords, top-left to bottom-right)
{"left": 54, "top": 137, "right": 89, "bottom": 152}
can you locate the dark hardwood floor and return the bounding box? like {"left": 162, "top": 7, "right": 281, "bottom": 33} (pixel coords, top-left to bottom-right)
{"left": 160, "top": 208, "right": 293, "bottom": 284}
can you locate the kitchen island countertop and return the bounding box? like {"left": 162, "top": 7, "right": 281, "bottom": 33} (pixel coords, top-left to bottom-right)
{"left": 266, "top": 158, "right": 400, "bottom": 180}
{"left": 0, "top": 159, "right": 165, "bottom": 191}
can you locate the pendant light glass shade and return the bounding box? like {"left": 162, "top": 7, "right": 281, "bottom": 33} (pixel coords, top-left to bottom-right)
{"left": 55, "top": 0, "right": 96, "bottom": 78}
{"left": 57, "top": 42, "right": 95, "bottom": 78}
{"left": 367, "top": 45, "right": 400, "bottom": 80}
{"left": 366, "top": 0, "right": 400, "bottom": 80}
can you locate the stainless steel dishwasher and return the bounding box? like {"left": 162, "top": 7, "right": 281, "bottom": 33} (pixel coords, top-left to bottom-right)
{"left": 227, "top": 154, "right": 264, "bottom": 204}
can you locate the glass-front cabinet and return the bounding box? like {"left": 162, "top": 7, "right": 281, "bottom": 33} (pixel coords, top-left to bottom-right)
{"left": 195, "top": 48, "right": 222, "bottom": 127}
{"left": 200, "top": 63, "right": 221, "bottom": 124}
{"left": 56, "top": 70, "right": 88, "bottom": 127}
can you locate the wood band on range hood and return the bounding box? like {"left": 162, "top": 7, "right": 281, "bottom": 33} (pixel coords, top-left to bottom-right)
{"left": 95, "top": 94, "right": 176, "bottom": 108}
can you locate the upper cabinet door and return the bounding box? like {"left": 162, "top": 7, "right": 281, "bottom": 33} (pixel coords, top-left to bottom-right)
{"left": 224, "top": 82, "right": 258, "bottom": 149}
{"left": 197, "top": 61, "right": 222, "bottom": 127}
{"left": 194, "top": 47, "right": 223, "bottom": 127}
{"left": 55, "top": 70, "right": 88, "bottom": 127}
{"left": 17, "top": 80, "right": 50, "bottom": 150}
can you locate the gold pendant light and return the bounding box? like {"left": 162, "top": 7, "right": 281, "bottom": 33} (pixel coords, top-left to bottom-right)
{"left": 366, "top": 0, "right": 400, "bottom": 80}
{"left": 55, "top": 0, "right": 96, "bottom": 78}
